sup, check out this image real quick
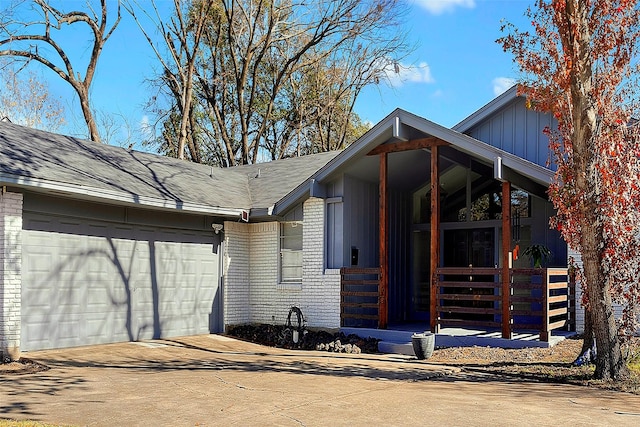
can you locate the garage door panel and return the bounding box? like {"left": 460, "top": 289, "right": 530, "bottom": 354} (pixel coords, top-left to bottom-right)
{"left": 86, "top": 313, "right": 130, "bottom": 343}
{"left": 23, "top": 320, "right": 54, "bottom": 350}
{"left": 55, "top": 314, "right": 83, "bottom": 341}
{"left": 22, "top": 212, "right": 221, "bottom": 351}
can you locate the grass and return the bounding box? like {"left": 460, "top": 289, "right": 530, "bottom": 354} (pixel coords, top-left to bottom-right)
{"left": 0, "top": 421, "right": 67, "bottom": 427}
{"left": 627, "top": 346, "right": 640, "bottom": 374}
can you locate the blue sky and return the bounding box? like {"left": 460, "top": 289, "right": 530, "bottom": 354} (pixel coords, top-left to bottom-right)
{"left": 21, "top": 0, "right": 534, "bottom": 143}
{"left": 356, "top": 0, "right": 532, "bottom": 127}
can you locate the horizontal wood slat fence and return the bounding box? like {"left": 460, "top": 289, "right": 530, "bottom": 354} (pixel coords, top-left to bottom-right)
{"left": 435, "top": 267, "right": 575, "bottom": 341}
{"left": 339, "top": 267, "right": 576, "bottom": 342}
{"left": 340, "top": 267, "right": 381, "bottom": 328}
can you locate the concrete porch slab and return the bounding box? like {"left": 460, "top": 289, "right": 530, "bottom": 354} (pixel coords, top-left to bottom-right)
{"left": 341, "top": 326, "right": 576, "bottom": 356}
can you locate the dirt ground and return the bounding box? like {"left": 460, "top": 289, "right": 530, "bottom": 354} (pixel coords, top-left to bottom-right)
{"left": 431, "top": 336, "right": 640, "bottom": 394}
{"left": 2, "top": 334, "right": 640, "bottom": 426}
{"left": 3, "top": 334, "right": 638, "bottom": 393}
{"left": 224, "top": 324, "right": 640, "bottom": 394}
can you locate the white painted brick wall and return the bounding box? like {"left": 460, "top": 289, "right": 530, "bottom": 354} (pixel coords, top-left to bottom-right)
{"left": 300, "top": 197, "right": 340, "bottom": 328}
{"left": 0, "top": 191, "right": 23, "bottom": 360}
{"left": 569, "top": 248, "right": 585, "bottom": 334}
{"left": 247, "top": 222, "right": 279, "bottom": 323}
{"left": 570, "top": 248, "right": 636, "bottom": 334}
{"left": 223, "top": 221, "right": 251, "bottom": 326}
{"left": 223, "top": 197, "right": 341, "bottom": 330}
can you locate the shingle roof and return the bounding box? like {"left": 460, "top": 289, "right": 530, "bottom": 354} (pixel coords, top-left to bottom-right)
{"left": 0, "top": 122, "right": 338, "bottom": 217}
{"left": 234, "top": 151, "right": 341, "bottom": 210}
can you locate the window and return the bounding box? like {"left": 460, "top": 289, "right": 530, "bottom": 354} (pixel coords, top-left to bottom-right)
{"left": 280, "top": 221, "right": 302, "bottom": 283}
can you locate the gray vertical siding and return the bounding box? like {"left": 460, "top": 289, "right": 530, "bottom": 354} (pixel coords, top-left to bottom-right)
{"left": 388, "top": 190, "right": 411, "bottom": 323}
{"left": 326, "top": 178, "right": 345, "bottom": 269}
{"left": 465, "top": 97, "right": 554, "bottom": 169}
{"left": 342, "top": 175, "right": 379, "bottom": 268}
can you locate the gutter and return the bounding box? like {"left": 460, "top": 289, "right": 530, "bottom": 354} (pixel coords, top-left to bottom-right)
{"left": 0, "top": 173, "right": 245, "bottom": 218}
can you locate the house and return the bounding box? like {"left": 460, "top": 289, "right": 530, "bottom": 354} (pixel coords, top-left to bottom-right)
{"left": 1, "top": 86, "right": 579, "bottom": 360}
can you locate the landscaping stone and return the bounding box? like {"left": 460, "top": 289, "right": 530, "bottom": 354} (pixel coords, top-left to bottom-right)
{"left": 226, "top": 324, "right": 378, "bottom": 353}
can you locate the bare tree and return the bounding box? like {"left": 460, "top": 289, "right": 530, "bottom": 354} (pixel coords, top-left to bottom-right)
{"left": 0, "top": 0, "right": 121, "bottom": 142}
{"left": 194, "top": 0, "right": 410, "bottom": 166}
{"left": 125, "top": 0, "right": 214, "bottom": 161}
{"left": 138, "top": 0, "right": 409, "bottom": 166}
{"left": 0, "top": 63, "right": 65, "bottom": 131}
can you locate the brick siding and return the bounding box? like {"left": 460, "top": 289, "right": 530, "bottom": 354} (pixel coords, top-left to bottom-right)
{"left": 0, "top": 191, "right": 23, "bottom": 360}
{"left": 223, "top": 197, "right": 340, "bottom": 330}
{"left": 570, "top": 248, "right": 634, "bottom": 335}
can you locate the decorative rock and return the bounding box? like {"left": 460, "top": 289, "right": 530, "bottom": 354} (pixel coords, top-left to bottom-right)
{"left": 227, "top": 324, "right": 379, "bottom": 354}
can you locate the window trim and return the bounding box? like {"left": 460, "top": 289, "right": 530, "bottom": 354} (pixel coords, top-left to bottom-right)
{"left": 279, "top": 220, "right": 303, "bottom": 284}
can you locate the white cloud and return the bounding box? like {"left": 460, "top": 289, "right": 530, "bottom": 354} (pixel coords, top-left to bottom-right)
{"left": 413, "top": 0, "right": 476, "bottom": 15}
{"left": 139, "top": 115, "right": 154, "bottom": 140}
{"left": 387, "top": 62, "right": 435, "bottom": 87}
{"left": 492, "top": 77, "right": 516, "bottom": 96}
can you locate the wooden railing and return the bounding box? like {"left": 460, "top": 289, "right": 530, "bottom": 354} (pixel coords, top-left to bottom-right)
{"left": 339, "top": 266, "right": 575, "bottom": 341}
{"left": 434, "top": 267, "right": 503, "bottom": 329}
{"left": 434, "top": 267, "right": 575, "bottom": 341}
{"left": 340, "top": 267, "right": 381, "bottom": 328}
{"left": 511, "top": 268, "right": 576, "bottom": 341}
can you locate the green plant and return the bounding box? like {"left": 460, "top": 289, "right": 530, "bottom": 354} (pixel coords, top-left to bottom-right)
{"left": 523, "top": 244, "right": 552, "bottom": 268}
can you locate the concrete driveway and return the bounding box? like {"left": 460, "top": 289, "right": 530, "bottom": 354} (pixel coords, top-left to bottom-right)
{"left": 2, "top": 334, "right": 640, "bottom": 426}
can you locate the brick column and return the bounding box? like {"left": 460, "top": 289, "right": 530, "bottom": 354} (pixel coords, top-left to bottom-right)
{"left": 222, "top": 221, "right": 251, "bottom": 327}
{"left": 569, "top": 248, "right": 585, "bottom": 334}
{"left": 302, "top": 197, "right": 340, "bottom": 328}
{"left": 1, "top": 191, "right": 23, "bottom": 361}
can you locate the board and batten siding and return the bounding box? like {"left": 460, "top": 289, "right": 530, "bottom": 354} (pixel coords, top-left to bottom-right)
{"left": 388, "top": 190, "right": 412, "bottom": 323}
{"left": 342, "top": 174, "right": 379, "bottom": 268}
{"left": 464, "top": 97, "right": 554, "bottom": 169}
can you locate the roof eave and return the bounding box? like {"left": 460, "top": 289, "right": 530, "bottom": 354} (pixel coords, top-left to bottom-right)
{"left": 270, "top": 105, "right": 555, "bottom": 216}
{"left": 270, "top": 110, "right": 405, "bottom": 216}
{"left": 1, "top": 174, "right": 245, "bottom": 218}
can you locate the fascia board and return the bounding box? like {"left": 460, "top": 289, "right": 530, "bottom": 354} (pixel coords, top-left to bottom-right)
{"left": 272, "top": 111, "right": 400, "bottom": 216}
{"left": 1, "top": 173, "right": 245, "bottom": 217}
{"left": 313, "top": 112, "right": 398, "bottom": 182}
{"left": 394, "top": 110, "right": 554, "bottom": 187}
{"left": 500, "top": 155, "right": 554, "bottom": 186}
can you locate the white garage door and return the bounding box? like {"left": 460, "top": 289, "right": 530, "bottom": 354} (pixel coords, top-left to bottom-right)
{"left": 21, "top": 213, "right": 222, "bottom": 351}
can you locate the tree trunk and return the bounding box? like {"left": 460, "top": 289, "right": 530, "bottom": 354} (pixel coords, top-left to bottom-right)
{"left": 581, "top": 228, "right": 629, "bottom": 379}
{"left": 575, "top": 305, "right": 595, "bottom": 364}
{"left": 565, "top": 0, "right": 628, "bottom": 381}
{"left": 77, "top": 84, "right": 101, "bottom": 143}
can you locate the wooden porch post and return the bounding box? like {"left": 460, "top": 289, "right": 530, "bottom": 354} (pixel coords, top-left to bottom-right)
{"left": 379, "top": 153, "right": 388, "bottom": 329}
{"left": 501, "top": 180, "right": 512, "bottom": 339}
{"left": 429, "top": 145, "right": 440, "bottom": 333}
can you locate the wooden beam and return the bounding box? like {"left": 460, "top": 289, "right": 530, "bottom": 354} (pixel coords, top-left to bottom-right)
{"left": 501, "top": 180, "right": 512, "bottom": 339}
{"left": 429, "top": 145, "right": 440, "bottom": 333}
{"left": 379, "top": 153, "right": 389, "bottom": 329}
{"left": 368, "top": 137, "right": 449, "bottom": 156}
{"left": 541, "top": 270, "right": 549, "bottom": 341}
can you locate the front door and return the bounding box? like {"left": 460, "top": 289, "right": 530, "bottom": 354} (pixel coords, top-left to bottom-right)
{"left": 442, "top": 228, "right": 495, "bottom": 321}
{"left": 444, "top": 228, "right": 495, "bottom": 269}
{"left": 409, "top": 230, "right": 431, "bottom": 321}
